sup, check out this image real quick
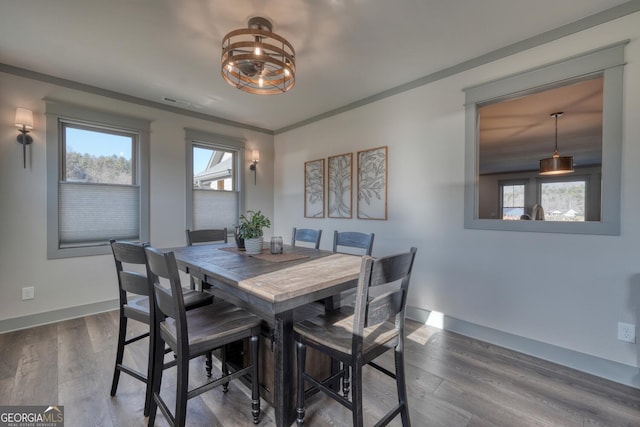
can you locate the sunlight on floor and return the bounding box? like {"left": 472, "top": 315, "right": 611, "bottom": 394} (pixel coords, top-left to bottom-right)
{"left": 425, "top": 310, "right": 444, "bottom": 329}
{"left": 406, "top": 311, "right": 444, "bottom": 345}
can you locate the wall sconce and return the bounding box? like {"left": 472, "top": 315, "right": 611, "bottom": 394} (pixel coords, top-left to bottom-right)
{"left": 249, "top": 149, "right": 259, "bottom": 185}
{"left": 15, "top": 108, "right": 34, "bottom": 169}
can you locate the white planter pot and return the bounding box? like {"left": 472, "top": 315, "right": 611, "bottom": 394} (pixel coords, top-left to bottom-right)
{"left": 244, "top": 237, "right": 263, "bottom": 255}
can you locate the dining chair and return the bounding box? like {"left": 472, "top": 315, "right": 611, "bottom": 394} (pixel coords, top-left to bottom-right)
{"left": 185, "top": 228, "right": 228, "bottom": 245}
{"left": 333, "top": 230, "right": 375, "bottom": 256}
{"left": 109, "top": 240, "right": 214, "bottom": 417}
{"left": 145, "top": 245, "right": 262, "bottom": 427}
{"left": 291, "top": 227, "right": 322, "bottom": 249}
{"left": 329, "top": 231, "right": 375, "bottom": 309}
{"left": 185, "top": 228, "right": 227, "bottom": 290}
{"left": 294, "top": 247, "right": 417, "bottom": 427}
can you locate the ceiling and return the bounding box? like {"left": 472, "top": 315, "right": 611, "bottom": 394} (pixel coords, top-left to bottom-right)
{"left": 479, "top": 77, "right": 603, "bottom": 175}
{"left": 0, "top": 0, "right": 632, "bottom": 133}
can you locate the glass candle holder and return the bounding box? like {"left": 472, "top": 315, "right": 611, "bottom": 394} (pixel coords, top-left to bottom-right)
{"left": 270, "top": 236, "right": 283, "bottom": 254}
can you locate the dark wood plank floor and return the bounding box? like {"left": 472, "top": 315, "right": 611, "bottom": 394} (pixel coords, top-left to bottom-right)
{"left": 1, "top": 311, "right": 639, "bottom": 426}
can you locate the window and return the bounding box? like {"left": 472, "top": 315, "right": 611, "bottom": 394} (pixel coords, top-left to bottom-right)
{"left": 46, "top": 101, "right": 150, "bottom": 258}
{"left": 500, "top": 183, "right": 525, "bottom": 220}
{"left": 185, "top": 129, "right": 245, "bottom": 232}
{"left": 64, "top": 125, "right": 134, "bottom": 184}
{"left": 540, "top": 180, "right": 586, "bottom": 222}
{"left": 464, "top": 42, "right": 625, "bottom": 235}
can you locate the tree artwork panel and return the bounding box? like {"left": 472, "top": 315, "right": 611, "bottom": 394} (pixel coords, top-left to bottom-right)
{"left": 357, "top": 146, "right": 387, "bottom": 220}
{"left": 304, "top": 158, "right": 325, "bottom": 218}
{"left": 328, "top": 153, "right": 352, "bottom": 218}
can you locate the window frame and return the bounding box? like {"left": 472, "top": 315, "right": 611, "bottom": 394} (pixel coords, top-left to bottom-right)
{"left": 499, "top": 180, "right": 527, "bottom": 220}
{"left": 463, "top": 41, "right": 625, "bottom": 235}
{"left": 46, "top": 100, "right": 150, "bottom": 258}
{"left": 184, "top": 128, "right": 246, "bottom": 231}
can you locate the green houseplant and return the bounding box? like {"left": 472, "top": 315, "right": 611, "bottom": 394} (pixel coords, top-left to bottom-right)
{"left": 238, "top": 210, "right": 271, "bottom": 254}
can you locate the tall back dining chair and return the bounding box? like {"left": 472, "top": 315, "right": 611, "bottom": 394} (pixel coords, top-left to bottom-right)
{"left": 185, "top": 228, "right": 227, "bottom": 290}
{"left": 109, "top": 240, "right": 155, "bottom": 416}
{"left": 145, "top": 245, "right": 262, "bottom": 426}
{"left": 109, "top": 240, "right": 214, "bottom": 417}
{"left": 291, "top": 227, "right": 322, "bottom": 249}
{"left": 333, "top": 230, "right": 375, "bottom": 256}
{"left": 294, "top": 247, "right": 418, "bottom": 427}
{"left": 185, "top": 228, "right": 228, "bottom": 245}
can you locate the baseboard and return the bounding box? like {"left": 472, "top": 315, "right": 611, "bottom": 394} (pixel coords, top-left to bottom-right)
{"left": 0, "top": 299, "right": 119, "bottom": 334}
{"left": 406, "top": 306, "right": 640, "bottom": 390}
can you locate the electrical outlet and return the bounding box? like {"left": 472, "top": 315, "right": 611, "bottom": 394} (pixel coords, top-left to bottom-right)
{"left": 22, "top": 286, "right": 35, "bottom": 300}
{"left": 618, "top": 322, "right": 636, "bottom": 343}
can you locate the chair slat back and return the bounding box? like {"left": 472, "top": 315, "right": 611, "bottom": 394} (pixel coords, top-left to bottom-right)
{"left": 291, "top": 228, "right": 322, "bottom": 249}
{"left": 186, "top": 228, "right": 228, "bottom": 245}
{"left": 333, "top": 231, "right": 375, "bottom": 256}
{"left": 364, "top": 289, "right": 404, "bottom": 328}
{"left": 110, "top": 240, "right": 150, "bottom": 297}
{"left": 353, "top": 247, "right": 417, "bottom": 334}
{"left": 144, "top": 246, "right": 186, "bottom": 324}
{"left": 119, "top": 271, "right": 149, "bottom": 296}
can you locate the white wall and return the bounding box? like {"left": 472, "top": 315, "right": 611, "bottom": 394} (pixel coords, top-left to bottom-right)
{"left": 0, "top": 73, "right": 274, "bottom": 326}
{"left": 274, "top": 12, "right": 640, "bottom": 381}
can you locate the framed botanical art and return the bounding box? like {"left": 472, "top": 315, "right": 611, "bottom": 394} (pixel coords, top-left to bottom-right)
{"left": 328, "top": 153, "right": 352, "bottom": 218}
{"left": 357, "top": 146, "right": 387, "bottom": 220}
{"left": 304, "top": 158, "right": 325, "bottom": 218}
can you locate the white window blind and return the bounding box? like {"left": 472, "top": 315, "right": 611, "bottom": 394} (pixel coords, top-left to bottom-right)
{"left": 59, "top": 183, "right": 139, "bottom": 246}
{"left": 192, "top": 189, "right": 238, "bottom": 231}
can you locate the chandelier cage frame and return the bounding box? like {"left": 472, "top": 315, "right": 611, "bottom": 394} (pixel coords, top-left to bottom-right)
{"left": 221, "top": 17, "right": 296, "bottom": 95}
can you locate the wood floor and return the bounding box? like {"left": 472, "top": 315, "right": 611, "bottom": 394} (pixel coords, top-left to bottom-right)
{"left": 1, "top": 310, "right": 639, "bottom": 426}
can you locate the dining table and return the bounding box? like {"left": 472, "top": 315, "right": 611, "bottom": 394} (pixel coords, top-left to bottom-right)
{"left": 164, "top": 242, "right": 362, "bottom": 427}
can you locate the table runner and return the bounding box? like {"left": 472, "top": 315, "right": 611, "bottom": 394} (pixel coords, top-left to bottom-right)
{"left": 220, "top": 246, "right": 309, "bottom": 262}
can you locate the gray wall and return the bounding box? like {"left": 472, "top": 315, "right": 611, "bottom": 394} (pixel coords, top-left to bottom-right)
{"left": 0, "top": 73, "right": 275, "bottom": 330}
{"left": 273, "top": 12, "right": 640, "bottom": 386}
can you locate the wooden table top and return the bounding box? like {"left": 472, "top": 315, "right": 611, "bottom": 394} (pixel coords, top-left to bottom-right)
{"left": 166, "top": 243, "right": 362, "bottom": 308}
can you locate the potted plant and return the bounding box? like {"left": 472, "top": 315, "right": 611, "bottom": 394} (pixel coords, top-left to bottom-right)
{"left": 238, "top": 210, "right": 271, "bottom": 254}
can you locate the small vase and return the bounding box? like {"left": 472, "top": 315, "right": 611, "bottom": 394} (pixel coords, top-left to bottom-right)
{"left": 234, "top": 227, "right": 245, "bottom": 250}
{"left": 244, "top": 237, "right": 263, "bottom": 255}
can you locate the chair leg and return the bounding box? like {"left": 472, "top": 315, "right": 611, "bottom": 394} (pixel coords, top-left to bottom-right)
{"left": 296, "top": 340, "right": 307, "bottom": 426}
{"left": 351, "top": 361, "right": 364, "bottom": 427}
{"left": 143, "top": 321, "right": 155, "bottom": 416}
{"left": 395, "top": 345, "right": 411, "bottom": 427}
{"left": 342, "top": 363, "right": 350, "bottom": 398}
{"left": 250, "top": 335, "right": 261, "bottom": 424}
{"left": 206, "top": 351, "right": 213, "bottom": 378}
{"left": 174, "top": 350, "right": 189, "bottom": 427}
{"left": 110, "top": 313, "right": 127, "bottom": 396}
{"left": 222, "top": 345, "right": 229, "bottom": 392}
{"left": 148, "top": 330, "right": 165, "bottom": 427}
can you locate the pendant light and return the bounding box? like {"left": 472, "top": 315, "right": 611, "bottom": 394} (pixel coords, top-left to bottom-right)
{"left": 221, "top": 17, "right": 295, "bottom": 95}
{"left": 540, "top": 112, "right": 574, "bottom": 175}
